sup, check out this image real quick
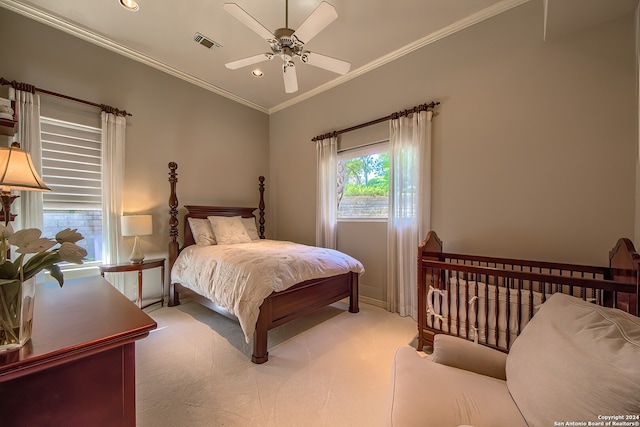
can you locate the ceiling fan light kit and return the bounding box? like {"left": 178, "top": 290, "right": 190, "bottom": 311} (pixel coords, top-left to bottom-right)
{"left": 224, "top": 1, "right": 351, "bottom": 94}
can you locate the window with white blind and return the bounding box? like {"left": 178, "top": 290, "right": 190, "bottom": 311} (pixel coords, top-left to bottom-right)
{"left": 40, "top": 117, "right": 103, "bottom": 263}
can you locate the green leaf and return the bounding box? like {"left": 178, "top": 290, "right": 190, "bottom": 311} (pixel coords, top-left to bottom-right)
{"left": 0, "top": 278, "right": 20, "bottom": 287}
{"left": 22, "top": 252, "right": 62, "bottom": 280}
{"left": 0, "top": 279, "right": 21, "bottom": 306}
{"left": 0, "top": 260, "right": 17, "bottom": 280}
{"left": 46, "top": 264, "right": 64, "bottom": 287}
{"left": 12, "top": 254, "right": 24, "bottom": 271}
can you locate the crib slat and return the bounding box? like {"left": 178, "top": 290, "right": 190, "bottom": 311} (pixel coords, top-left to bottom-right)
{"left": 446, "top": 270, "right": 452, "bottom": 334}
{"left": 456, "top": 271, "right": 461, "bottom": 338}
{"left": 493, "top": 276, "right": 499, "bottom": 347}
{"left": 438, "top": 269, "right": 443, "bottom": 330}
{"left": 463, "top": 271, "right": 469, "bottom": 340}
{"left": 505, "top": 279, "right": 511, "bottom": 349}
{"left": 484, "top": 277, "right": 489, "bottom": 344}
{"left": 528, "top": 279, "right": 534, "bottom": 325}
{"left": 473, "top": 275, "right": 479, "bottom": 343}
{"left": 516, "top": 279, "right": 522, "bottom": 337}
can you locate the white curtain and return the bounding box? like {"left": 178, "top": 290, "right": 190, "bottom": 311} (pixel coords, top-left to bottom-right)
{"left": 316, "top": 135, "right": 338, "bottom": 249}
{"left": 386, "top": 110, "right": 433, "bottom": 318}
{"left": 101, "top": 111, "right": 126, "bottom": 289}
{"left": 14, "top": 90, "right": 44, "bottom": 232}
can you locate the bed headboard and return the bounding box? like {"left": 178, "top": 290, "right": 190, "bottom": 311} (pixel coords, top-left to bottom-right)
{"left": 182, "top": 205, "right": 260, "bottom": 248}
{"left": 168, "top": 162, "right": 266, "bottom": 270}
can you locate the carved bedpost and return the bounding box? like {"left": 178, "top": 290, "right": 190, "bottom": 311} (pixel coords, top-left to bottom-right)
{"left": 168, "top": 163, "right": 179, "bottom": 305}
{"left": 258, "top": 176, "right": 265, "bottom": 239}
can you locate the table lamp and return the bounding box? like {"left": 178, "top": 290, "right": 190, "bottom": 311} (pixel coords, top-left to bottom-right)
{"left": 0, "top": 142, "right": 51, "bottom": 226}
{"left": 121, "top": 214, "right": 152, "bottom": 264}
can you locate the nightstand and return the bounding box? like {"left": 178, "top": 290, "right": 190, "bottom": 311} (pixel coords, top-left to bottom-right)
{"left": 100, "top": 258, "right": 165, "bottom": 308}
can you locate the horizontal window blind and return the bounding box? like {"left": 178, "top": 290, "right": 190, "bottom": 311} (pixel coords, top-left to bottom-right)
{"left": 40, "top": 117, "right": 102, "bottom": 210}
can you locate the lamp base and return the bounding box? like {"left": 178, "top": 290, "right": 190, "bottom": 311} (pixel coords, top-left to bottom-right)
{"left": 0, "top": 191, "right": 19, "bottom": 226}
{"left": 129, "top": 235, "right": 145, "bottom": 264}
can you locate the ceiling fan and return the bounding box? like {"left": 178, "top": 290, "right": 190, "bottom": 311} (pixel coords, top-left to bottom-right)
{"left": 223, "top": 0, "right": 351, "bottom": 94}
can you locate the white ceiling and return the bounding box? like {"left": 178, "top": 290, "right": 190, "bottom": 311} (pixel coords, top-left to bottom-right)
{"left": 0, "top": 0, "right": 637, "bottom": 114}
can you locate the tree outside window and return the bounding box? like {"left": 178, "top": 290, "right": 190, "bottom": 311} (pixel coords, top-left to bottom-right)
{"left": 338, "top": 146, "right": 389, "bottom": 219}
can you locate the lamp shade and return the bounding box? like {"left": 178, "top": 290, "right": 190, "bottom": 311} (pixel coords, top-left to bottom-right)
{"left": 0, "top": 145, "right": 50, "bottom": 192}
{"left": 121, "top": 215, "right": 152, "bottom": 237}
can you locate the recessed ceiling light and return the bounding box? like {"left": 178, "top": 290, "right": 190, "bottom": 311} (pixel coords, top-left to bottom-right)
{"left": 252, "top": 69, "right": 264, "bottom": 77}
{"left": 119, "top": 0, "right": 139, "bottom": 11}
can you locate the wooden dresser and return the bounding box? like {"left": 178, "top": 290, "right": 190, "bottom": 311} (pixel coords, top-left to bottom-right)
{"left": 0, "top": 275, "right": 157, "bottom": 426}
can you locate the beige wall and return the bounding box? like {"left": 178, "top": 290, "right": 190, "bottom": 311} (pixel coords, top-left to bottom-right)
{"left": 1, "top": 1, "right": 637, "bottom": 307}
{"left": 0, "top": 8, "right": 269, "bottom": 302}
{"left": 270, "top": 1, "right": 637, "bottom": 304}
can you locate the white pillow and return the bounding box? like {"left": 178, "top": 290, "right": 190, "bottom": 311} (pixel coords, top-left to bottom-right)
{"left": 506, "top": 293, "right": 640, "bottom": 426}
{"left": 242, "top": 217, "right": 260, "bottom": 240}
{"left": 187, "top": 217, "right": 216, "bottom": 246}
{"left": 208, "top": 216, "right": 252, "bottom": 245}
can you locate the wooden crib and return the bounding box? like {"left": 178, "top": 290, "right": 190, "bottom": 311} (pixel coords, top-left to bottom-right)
{"left": 417, "top": 231, "right": 640, "bottom": 352}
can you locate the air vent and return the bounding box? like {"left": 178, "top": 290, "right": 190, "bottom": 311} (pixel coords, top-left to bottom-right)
{"left": 194, "top": 33, "right": 221, "bottom": 49}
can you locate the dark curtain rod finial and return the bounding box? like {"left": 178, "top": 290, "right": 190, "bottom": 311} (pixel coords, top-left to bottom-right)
{"left": 1, "top": 77, "right": 132, "bottom": 117}
{"left": 0, "top": 78, "right": 34, "bottom": 94}
{"left": 100, "top": 104, "right": 131, "bottom": 117}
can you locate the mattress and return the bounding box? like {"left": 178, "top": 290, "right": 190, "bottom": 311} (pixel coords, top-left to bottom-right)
{"left": 171, "top": 239, "right": 364, "bottom": 342}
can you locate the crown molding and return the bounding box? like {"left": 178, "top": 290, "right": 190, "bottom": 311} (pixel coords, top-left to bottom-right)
{"left": 0, "top": 0, "right": 268, "bottom": 114}
{"left": 269, "top": 0, "right": 531, "bottom": 114}
{"left": 1, "top": 0, "right": 530, "bottom": 116}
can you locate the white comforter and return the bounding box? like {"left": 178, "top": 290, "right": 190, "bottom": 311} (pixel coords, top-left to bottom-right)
{"left": 171, "top": 239, "right": 365, "bottom": 342}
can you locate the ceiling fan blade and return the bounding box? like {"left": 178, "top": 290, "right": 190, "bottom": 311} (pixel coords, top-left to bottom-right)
{"left": 225, "top": 53, "right": 273, "bottom": 70}
{"left": 223, "top": 3, "right": 274, "bottom": 41}
{"left": 292, "top": 1, "right": 338, "bottom": 44}
{"left": 301, "top": 51, "right": 350, "bottom": 75}
{"left": 283, "top": 62, "right": 298, "bottom": 93}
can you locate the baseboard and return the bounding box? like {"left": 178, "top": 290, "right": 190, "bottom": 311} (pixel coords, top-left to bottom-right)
{"left": 359, "top": 295, "right": 386, "bottom": 309}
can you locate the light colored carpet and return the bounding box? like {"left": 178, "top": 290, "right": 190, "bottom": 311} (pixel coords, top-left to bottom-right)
{"left": 136, "top": 300, "right": 418, "bottom": 427}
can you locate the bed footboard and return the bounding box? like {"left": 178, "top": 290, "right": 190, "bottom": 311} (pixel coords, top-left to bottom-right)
{"left": 170, "top": 273, "right": 358, "bottom": 364}
{"left": 417, "top": 231, "right": 640, "bottom": 352}
{"left": 252, "top": 272, "right": 358, "bottom": 363}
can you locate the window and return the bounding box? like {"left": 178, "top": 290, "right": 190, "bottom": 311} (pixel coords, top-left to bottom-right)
{"left": 337, "top": 141, "right": 389, "bottom": 219}
{"left": 40, "top": 117, "right": 103, "bottom": 264}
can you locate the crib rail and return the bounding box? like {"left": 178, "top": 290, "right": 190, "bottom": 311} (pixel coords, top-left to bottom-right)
{"left": 418, "top": 252, "right": 639, "bottom": 353}
{"left": 435, "top": 251, "right": 610, "bottom": 278}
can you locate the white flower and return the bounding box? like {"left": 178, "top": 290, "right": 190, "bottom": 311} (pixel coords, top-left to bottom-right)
{"left": 8, "top": 228, "right": 44, "bottom": 250}
{"left": 17, "top": 238, "right": 57, "bottom": 254}
{"left": 55, "top": 228, "right": 83, "bottom": 244}
{"left": 58, "top": 242, "right": 87, "bottom": 264}
{"left": 1, "top": 226, "right": 86, "bottom": 287}
{"left": 9, "top": 229, "right": 57, "bottom": 254}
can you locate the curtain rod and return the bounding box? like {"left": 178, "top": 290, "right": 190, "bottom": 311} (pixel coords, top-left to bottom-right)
{"left": 0, "top": 77, "right": 132, "bottom": 117}
{"left": 311, "top": 100, "right": 439, "bottom": 142}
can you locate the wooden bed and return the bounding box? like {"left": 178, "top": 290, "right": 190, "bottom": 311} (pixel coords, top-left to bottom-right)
{"left": 167, "top": 162, "right": 359, "bottom": 364}
{"left": 417, "top": 230, "right": 640, "bottom": 352}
